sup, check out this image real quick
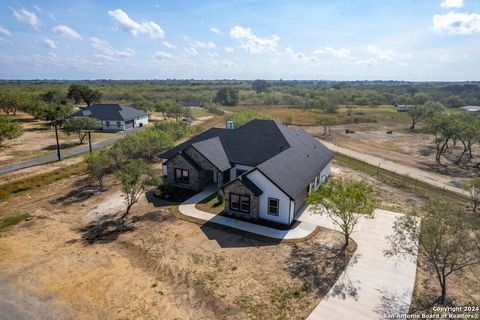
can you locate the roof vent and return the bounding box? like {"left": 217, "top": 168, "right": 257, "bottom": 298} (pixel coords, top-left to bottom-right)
{"left": 226, "top": 121, "right": 234, "bottom": 130}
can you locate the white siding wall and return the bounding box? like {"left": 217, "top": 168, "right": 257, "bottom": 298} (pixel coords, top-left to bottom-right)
{"left": 229, "top": 164, "right": 254, "bottom": 180}
{"left": 247, "top": 170, "right": 291, "bottom": 225}
{"left": 102, "top": 120, "right": 125, "bottom": 131}
{"left": 135, "top": 115, "right": 149, "bottom": 127}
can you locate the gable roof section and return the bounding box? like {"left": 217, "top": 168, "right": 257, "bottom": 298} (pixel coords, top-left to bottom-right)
{"left": 222, "top": 173, "right": 263, "bottom": 197}
{"left": 160, "top": 119, "right": 289, "bottom": 166}
{"left": 165, "top": 151, "right": 202, "bottom": 170}
{"left": 256, "top": 124, "right": 334, "bottom": 199}
{"left": 68, "top": 104, "right": 147, "bottom": 121}
{"left": 191, "top": 137, "right": 231, "bottom": 172}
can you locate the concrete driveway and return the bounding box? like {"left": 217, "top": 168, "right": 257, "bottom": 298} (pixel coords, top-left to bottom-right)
{"left": 299, "top": 207, "right": 419, "bottom": 320}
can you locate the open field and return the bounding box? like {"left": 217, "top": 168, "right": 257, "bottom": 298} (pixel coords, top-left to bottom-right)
{"left": 0, "top": 111, "right": 120, "bottom": 166}
{"left": 0, "top": 172, "right": 354, "bottom": 320}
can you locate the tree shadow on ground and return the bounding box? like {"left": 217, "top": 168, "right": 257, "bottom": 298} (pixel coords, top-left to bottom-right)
{"left": 199, "top": 222, "right": 281, "bottom": 248}
{"left": 42, "top": 142, "right": 79, "bottom": 150}
{"left": 23, "top": 126, "right": 50, "bottom": 132}
{"left": 374, "top": 287, "right": 413, "bottom": 317}
{"left": 51, "top": 178, "right": 105, "bottom": 205}
{"left": 80, "top": 214, "right": 134, "bottom": 244}
{"left": 285, "top": 242, "right": 359, "bottom": 299}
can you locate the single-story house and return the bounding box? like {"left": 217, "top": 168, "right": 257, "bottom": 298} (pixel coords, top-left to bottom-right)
{"left": 396, "top": 104, "right": 413, "bottom": 112}
{"left": 68, "top": 104, "right": 148, "bottom": 131}
{"left": 460, "top": 106, "right": 480, "bottom": 113}
{"left": 160, "top": 119, "right": 334, "bottom": 226}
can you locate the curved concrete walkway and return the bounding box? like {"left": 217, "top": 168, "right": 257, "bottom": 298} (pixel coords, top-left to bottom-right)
{"left": 178, "top": 185, "right": 318, "bottom": 240}
{"left": 299, "top": 207, "right": 419, "bottom": 320}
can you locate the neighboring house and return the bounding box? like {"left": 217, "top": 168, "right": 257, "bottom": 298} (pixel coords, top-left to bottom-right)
{"left": 68, "top": 104, "right": 148, "bottom": 131}
{"left": 160, "top": 119, "right": 334, "bottom": 225}
{"left": 460, "top": 105, "right": 480, "bottom": 113}
{"left": 396, "top": 104, "right": 413, "bottom": 112}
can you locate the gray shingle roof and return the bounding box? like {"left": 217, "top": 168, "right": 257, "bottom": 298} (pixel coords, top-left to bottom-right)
{"left": 161, "top": 119, "right": 334, "bottom": 199}
{"left": 192, "top": 137, "right": 231, "bottom": 171}
{"left": 255, "top": 124, "right": 334, "bottom": 199}
{"left": 68, "top": 104, "right": 147, "bottom": 121}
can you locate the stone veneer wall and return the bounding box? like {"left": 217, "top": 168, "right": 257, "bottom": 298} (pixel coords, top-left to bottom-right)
{"left": 184, "top": 146, "right": 224, "bottom": 188}
{"left": 223, "top": 179, "right": 259, "bottom": 220}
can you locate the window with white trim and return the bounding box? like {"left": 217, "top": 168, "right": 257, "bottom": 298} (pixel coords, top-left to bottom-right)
{"left": 268, "top": 198, "right": 279, "bottom": 216}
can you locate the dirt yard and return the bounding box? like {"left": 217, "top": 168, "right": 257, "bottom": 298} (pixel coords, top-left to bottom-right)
{"left": 0, "top": 112, "right": 119, "bottom": 166}
{"left": 304, "top": 122, "right": 480, "bottom": 183}
{"left": 0, "top": 172, "right": 353, "bottom": 320}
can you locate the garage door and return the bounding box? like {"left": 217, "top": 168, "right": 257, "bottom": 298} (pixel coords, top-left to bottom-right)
{"left": 125, "top": 120, "right": 134, "bottom": 129}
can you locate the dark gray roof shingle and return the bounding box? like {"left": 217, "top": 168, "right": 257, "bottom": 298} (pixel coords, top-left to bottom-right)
{"left": 192, "top": 137, "right": 231, "bottom": 171}
{"left": 68, "top": 104, "right": 147, "bottom": 121}
{"left": 161, "top": 119, "right": 334, "bottom": 199}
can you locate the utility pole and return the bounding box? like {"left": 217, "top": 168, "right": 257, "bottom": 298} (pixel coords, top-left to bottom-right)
{"left": 54, "top": 122, "right": 61, "bottom": 161}
{"left": 88, "top": 131, "right": 92, "bottom": 154}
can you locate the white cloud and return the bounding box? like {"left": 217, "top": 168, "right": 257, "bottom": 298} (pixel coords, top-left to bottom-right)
{"left": 52, "top": 25, "right": 83, "bottom": 40}
{"left": 34, "top": 5, "right": 42, "bottom": 12}
{"left": 210, "top": 27, "right": 221, "bottom": 34}
{"left": 48, "top": 12, "right": 56, "bottom": 21}
{"left": 221, "top": 60, "right": 236, "bottom": 67}
{"left": 313, "top": 47, "right": 351, "bottom": 59}
{"left": 440, "top": 0, "right": 464, "bottom": 8}
{"left": 154, "top": 51, "right": 173, "bottom": 60}
{"left": 0, "top": 26, "right": 12, "bottom": 40}
{"left": 90, "top": 37, "right": 135, "bottom": 57}
{"left": 286, "top": 48, "right": 306, "bottom": 62}
{"left": 43, "top": 38, "right": 57, "bottom": 49}
{"left": 185, "top": 47, "right": 198, "bottom": 55}
{"left": 11, "top": 8, "right": 41, "bottom": 30}
{"left": 433, "top": 11, "right": 480, "bottom": 34}
{"left": 108, "top": 9, "right": 165, "bottom": 39}
{"left": 163, "top": 41, "right": 176, "bottom": 49}
{"left": 355, "top": 58, "right": 378, "bottom": 66}
{"left": 194, "top": 41, "right": 216, "bottom": 48}
{"left": 229, "top": 26, "right": 279, "bottom": 54}
{"left": 224, "top": 46, "right": 234, "bottom": 53}
{"left": 367, "top": 44, "right": 396, "bottom": 60}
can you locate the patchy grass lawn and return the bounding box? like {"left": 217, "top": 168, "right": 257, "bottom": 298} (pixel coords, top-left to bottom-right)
{"left": 195, "top": 194, "right": 224, "bottom": 214}
{"left": 190, "top": 107, "right": 214, "bottom": 118}
{"left": 0, "top": 173, "right": 355, "bottom": 320}
{"left": 0, "top": 214, "right": 30, "bottom": 232}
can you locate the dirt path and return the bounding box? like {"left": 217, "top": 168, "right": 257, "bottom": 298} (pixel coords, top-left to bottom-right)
{"left": 320, "top": 140, "right": 470, "bottom": 197}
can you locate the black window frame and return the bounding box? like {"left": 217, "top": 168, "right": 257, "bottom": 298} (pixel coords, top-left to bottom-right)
{"left": 229, "top": 193, "right": 250, "bottom": 213}
{"left": 174, "top": 168, "right": 190, "bottom": 184}
{"left": 268, "top": 198, "right": 279, "bottom": 216}
{"left": 105, "top": 120, "right": 110, "bottom": 127}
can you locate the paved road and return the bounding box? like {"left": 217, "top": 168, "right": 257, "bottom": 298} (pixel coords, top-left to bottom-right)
{"left": 179, "top": 185, "right": 318, "bottom": 240}
{"left": 299, "top": 207, "right": 419, "bottom": 320}
{"left": 0, "top": 128, "right": 143, "bottom": 175}
{"left": 320, "top": 139, "right": 470, "bottom": 197}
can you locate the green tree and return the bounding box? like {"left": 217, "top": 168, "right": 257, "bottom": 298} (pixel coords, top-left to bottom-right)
{"left": 454, "top": 113, "right": 480, "bottom": 163}
{"left": 412, "top": 92, "right": 430, "bottom": 105}
{"left": 316, "top": 115, "right": 337, "bottom": 136}
{"left": 252, "top": 79, "right": 270, "bottom": 94}
{"left": 41, "top": 89, "right": 68, "bottom": 104}
{"left": 131, "top": 129, "right": 175, "bottom": 160}
{"left": 67, "top": 84, "right": 102, "bottom": 106}
{"left": 426, "top": 112, "right": 456, "bottom": 163}
{"left": 117, "top": 159, "right": 159, "bottom": 222}
{"left": 386, "top": 200, "right": 480, "bottom": 305}
{"left": 214, "top": 87, "right": 239, "bottom": 106}
{"left": 37, "top": 103, "right": 75, "bottom": 124}
{"left": 0, "top": 116, "right": 22, "bottom": 146}
{"left": 444, "top": 95, "right": 464, "bottom": 108}
{"left": 307, "top": 180, "right": 376, "bottom": 247}
{"left": 465, "top": 178, "right": 480, "bottom": 213}
{"left": 63, "top": 117, "right": 101, "bottom": 144}
{"left": 407, "top": 101, "right": 443, "bottom": 130}
{"left": 0, "top": 91, "right": 22, "bottom": 115}
{"left": 85, "top": 151, "right": 112, "bottom": 189}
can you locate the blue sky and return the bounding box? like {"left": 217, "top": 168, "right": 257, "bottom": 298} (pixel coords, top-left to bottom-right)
{"left": 0, "top": 0, "right": 479, "bottom": 80}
